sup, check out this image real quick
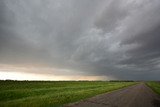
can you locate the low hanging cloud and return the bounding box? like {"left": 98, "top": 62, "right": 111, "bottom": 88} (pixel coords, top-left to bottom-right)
{"left": 0, "top": 0, "right": 160, "bottom": 80}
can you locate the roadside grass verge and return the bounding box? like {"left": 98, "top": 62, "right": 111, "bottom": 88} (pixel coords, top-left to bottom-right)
{"left": 0, "top": 81, "right": 137, "bottom": 107}
{"left": 146, "top": 81, "right": 160, "bottom": 95}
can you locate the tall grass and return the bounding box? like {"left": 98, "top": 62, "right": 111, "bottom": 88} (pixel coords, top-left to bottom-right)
{"left": 0, "top": 81, "right": 136, "bottom": 107}
{"left": 146, "top": 81, "right": 160, "bottom": 95}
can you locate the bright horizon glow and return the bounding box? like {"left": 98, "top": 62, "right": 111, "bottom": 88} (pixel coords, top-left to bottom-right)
{"left": 0, "top": 64, "right": 114, "bottom": 81}
{"left": 0, "top": 71, "right": 110, "bottom": 81}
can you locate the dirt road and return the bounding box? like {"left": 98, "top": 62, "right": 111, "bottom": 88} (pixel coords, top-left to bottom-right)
{"left": 65, "top": 83, "right": 160, "bottom": 107}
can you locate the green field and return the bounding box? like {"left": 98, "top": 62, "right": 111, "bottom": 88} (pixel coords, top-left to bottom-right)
{"left": 146, "top": 81, "right": 160, "bottom": 95}
{"left": 0, "top": 81, "right": 136, "bottom": 107}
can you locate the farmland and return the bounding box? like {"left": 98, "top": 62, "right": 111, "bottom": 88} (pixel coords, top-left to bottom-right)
{"left": 0, "top": 81, "right": 136, "bottom": 107}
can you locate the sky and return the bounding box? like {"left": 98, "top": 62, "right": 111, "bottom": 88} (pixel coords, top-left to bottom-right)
{"left": 0, "top": 0, "right": 160, "bottom": 80}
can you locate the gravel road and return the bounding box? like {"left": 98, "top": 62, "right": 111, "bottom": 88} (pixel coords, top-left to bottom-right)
{"left": 65, "top": 83, "right": 160, "bottom": 107}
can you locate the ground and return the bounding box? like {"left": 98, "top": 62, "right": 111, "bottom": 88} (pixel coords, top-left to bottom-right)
{"left": 65, "top": 83, "right": 160, "bottom": 107}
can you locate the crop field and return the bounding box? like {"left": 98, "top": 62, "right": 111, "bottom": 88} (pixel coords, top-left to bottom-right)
{"left": 146, "top": 81, "right": 160, "bottom": 95}
{"left": 0, "top": 81, "right": 136, "bottom": 107}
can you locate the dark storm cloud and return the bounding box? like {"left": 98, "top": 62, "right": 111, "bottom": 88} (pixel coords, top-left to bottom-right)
{"left": 94, "top": 0, "right": 129, "bottom": 32}
{"left": 0, "top": 0, "right": 160, "bottom": 80}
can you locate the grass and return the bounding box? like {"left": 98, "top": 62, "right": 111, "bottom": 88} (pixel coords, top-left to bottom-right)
{"left": 0, "top": 80, "right": 137, "bottom": 107}
{"left": 146, "top": 81, "right": 160, "bottom": 95}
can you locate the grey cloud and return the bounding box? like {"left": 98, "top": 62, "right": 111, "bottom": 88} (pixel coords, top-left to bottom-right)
{"left": 119, "top": 0, "right": 160, "bottom": 69}
{"left": 94, "top": 0, "right": 129, "bottom": 33}
{"left": 0, "top": 0, "right": 160, "bottom": 80}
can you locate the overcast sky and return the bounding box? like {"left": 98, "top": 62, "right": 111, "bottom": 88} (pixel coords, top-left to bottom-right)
{"left": 0, "top": 0, "right": 160, "bottom": 80}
